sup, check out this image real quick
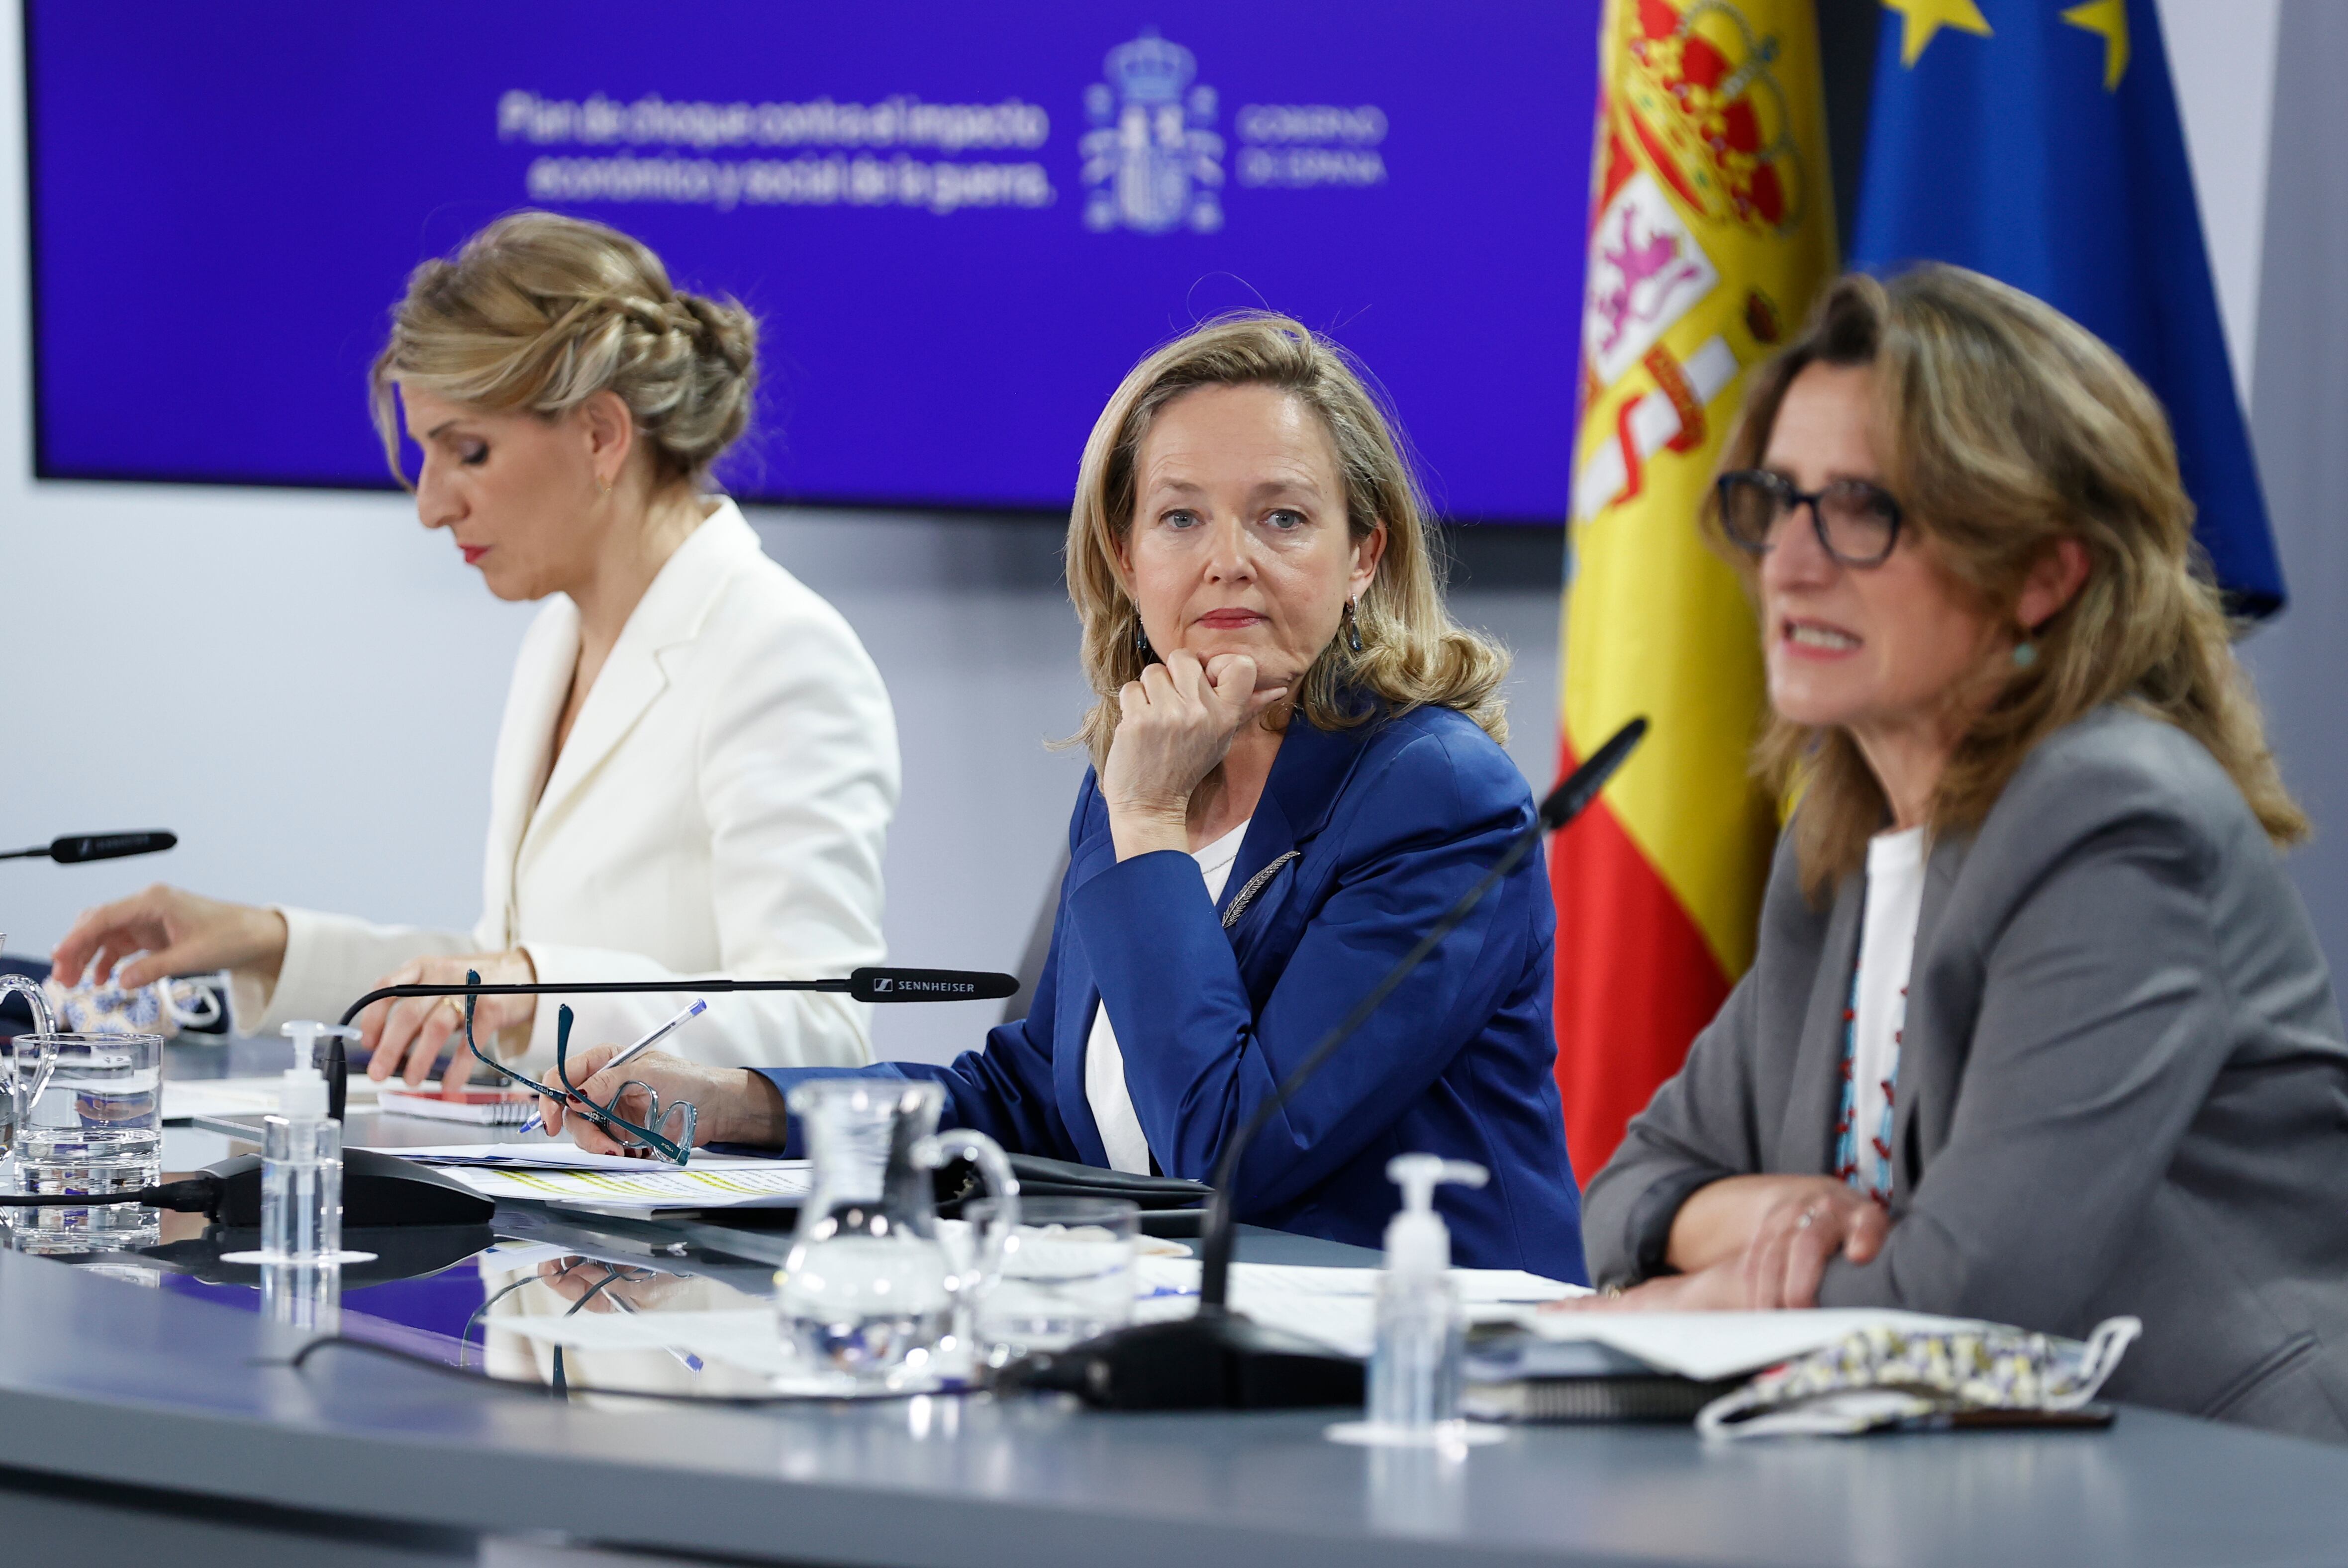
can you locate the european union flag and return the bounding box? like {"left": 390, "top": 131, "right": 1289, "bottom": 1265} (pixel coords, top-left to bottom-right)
{"left": 1850, "top": 0, "right": 2285, "bottom": 616}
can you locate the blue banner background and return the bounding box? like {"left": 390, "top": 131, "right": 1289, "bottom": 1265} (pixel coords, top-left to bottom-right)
{"left": 25, "top": 2, "right": 1598, "bottom": 522}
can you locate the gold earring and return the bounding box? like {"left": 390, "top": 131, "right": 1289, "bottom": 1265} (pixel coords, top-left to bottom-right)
{"left": 596, "top": 475, "right": 613, "bottom": 497}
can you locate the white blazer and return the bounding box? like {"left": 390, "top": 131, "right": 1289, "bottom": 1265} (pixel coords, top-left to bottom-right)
{"left": 240, "top": 500, "right": 899, "bottom": 1073}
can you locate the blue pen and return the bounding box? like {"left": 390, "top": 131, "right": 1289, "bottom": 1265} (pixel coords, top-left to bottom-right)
{"left": 517, "top": 998, "right": 707, "bottom": 1140}
{"left": 600, "top": 997, "right": 709, "bottom": 1078}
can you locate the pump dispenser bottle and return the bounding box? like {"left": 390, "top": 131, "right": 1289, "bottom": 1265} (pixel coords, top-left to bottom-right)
{"left": 263, "top": 1021, "right": 358, "bottom": 1263}
{"left": 1327, "top": 1154, "right": 1503, "bottom": 1448}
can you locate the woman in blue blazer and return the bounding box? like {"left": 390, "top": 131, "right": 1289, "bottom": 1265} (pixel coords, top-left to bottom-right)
{"left": 543, "top": 313, "right": 1587, "bottom": 1282}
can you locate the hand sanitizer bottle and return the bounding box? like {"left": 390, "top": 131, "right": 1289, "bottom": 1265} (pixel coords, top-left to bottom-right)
{"left": 1328, "top": 1154, "right": 1504, "bottom": 1447}
{"left": 264, "top": 1022, "right": 357, "bottom": 1263}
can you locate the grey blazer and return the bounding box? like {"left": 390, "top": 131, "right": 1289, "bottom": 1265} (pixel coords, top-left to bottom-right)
{"left": 1583, "top": 707, "right": 2348, "bottom": 1440}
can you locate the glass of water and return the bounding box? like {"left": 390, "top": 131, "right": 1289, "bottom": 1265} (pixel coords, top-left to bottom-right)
{"left": 964, "top": 1196, "right": 1139, "bottom": 1367}
{"left": 5, "top": 1033, "right": 163, "bottom": 1253}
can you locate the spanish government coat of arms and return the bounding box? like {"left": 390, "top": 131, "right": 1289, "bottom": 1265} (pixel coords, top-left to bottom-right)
{"left": 1082, "top": 30, "right": 1224, "bottom": 234}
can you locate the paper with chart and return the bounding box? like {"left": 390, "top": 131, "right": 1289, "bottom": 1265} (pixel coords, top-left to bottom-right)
{"left": 442, "top": 1161, "right": 814, "bottom": 1210}
{"left": 392, "top": 1143, "right": 783, "bottom": 1172}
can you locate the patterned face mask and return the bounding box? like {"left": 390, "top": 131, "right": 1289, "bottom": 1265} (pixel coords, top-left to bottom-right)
{"left": 1696, "top": 1315, "right": 2142, "bottom": 1440}
{"left": 43, "top": 972, "right": 225, "bottom": 1039}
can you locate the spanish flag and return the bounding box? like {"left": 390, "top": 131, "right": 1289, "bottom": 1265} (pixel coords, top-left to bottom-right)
{"left": 1553, "top": 0, "right": 1837, "bottom": 1182}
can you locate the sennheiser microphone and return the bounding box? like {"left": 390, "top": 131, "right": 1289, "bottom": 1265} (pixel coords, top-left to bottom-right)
{"left": 1005, "top": 716, "right": 1649, "bottom": 1411}
{"left": 322, "top": 967, "right": 1021, "bottom": 1121}
{"left": 0, "top": 830, "right": 178, "bottom": 863}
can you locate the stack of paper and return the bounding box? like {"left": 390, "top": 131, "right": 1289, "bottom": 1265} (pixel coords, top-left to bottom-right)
{"left": 391, "top": 1145, "right": 814, "bottom": 1210}
{"left": 1522, "top": 1309, "right": 1981, "bottom": 1382}
{"left": 443, "top": 1164, "right": 813, "bottom": 1209}
{"left": 1133, "top": 1258, "right": 1585, "bottom": 1358}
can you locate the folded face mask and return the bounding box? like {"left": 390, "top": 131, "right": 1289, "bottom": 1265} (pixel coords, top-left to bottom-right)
{"left": 43, "top": 973, "right": 226, "bottom": 1039}
{"left": 1696, "top": 1315, "right": 2142, "bottom": 1440}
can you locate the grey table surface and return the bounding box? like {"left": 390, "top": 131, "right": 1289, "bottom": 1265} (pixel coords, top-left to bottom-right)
{"left": 4, "top": 1103, "right": 2336, "bottom": 1566}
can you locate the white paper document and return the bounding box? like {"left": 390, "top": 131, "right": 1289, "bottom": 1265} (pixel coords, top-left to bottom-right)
{"left": 1524, "top": 1309, "right": 1985, "bottom": 1382}
{"left": 1132, "top": 1259, "right": 1586, "bottom": 1358}
{"left": 441, "top": 1162, "right": 814, "bottom": 1210}
{"left": 163, "top": 1075, "right": 381, "bottom": 1122}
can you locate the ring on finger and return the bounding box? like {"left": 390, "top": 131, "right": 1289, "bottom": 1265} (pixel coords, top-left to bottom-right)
{"left": 1795, "top": 1207, "right": 1824, "bottom": 1231}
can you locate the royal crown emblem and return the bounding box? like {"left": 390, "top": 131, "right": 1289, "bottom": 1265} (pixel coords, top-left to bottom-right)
{"left": 1615, "top": 0, "right": 1807, "bottom": 234}
{"left": 1105, "top": 29, "right": 1194, "bottom": 106}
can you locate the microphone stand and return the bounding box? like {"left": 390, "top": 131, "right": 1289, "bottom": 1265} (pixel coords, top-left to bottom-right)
{"left": 324, "top": 968, "right": 1019, "bottom": 1121}
{"left": 0, "top": 967, "right": 1026, "bottom": 1232}
{"left": 1009, "top": 717, "right": 1649, "bottom": 1410}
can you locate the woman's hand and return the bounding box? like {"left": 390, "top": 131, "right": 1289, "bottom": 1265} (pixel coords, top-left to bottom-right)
{"left": 1100, "top": 649, "right": 1288, "bottom": 860}
{"left": 1729, "top": 1180, "right": 1888, "bottom": 1309}
{"left": 50, "top": 885, "right": 287, "bottom": 992}
{"left": 1553, "top": 1176, "right": 1891, "bottom": 1314}
{"left": 361, "top": 951, "right": 536, "bottom": 1096}
{"left": 535, "top": 1045, "right": 788, "bottom": 1155}
{"left": 1545, "top": 1265, "right": 1749, "bottom": 1313}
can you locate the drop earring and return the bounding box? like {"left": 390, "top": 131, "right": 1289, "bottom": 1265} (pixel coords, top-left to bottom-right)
{"left": 1344, "top": 597, "right": 1365, "bottom": 654}
{"left": 1133, "top": 617, "right": 1153, "bottom": 663}
{"left": 2012, "top": 640, "right": 2038, "bottom": 669}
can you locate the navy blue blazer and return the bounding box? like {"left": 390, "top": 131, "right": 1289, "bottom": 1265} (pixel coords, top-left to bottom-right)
{"left": 757, "top": 703, "right": 1587, "bottom": 1281}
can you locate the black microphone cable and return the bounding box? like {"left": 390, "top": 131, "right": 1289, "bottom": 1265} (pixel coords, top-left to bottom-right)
{"left": 0, "top": 1176, "right": 224, "bottom": 1213}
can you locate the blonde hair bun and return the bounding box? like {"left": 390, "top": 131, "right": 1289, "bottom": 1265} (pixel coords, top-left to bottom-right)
{"left": 371, "top": 210, "right": 759, "bottom": 486}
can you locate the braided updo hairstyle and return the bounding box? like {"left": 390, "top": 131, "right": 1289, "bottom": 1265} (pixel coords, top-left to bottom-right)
{"left": 370, "top": 211, "right": 758, "bottom": 487}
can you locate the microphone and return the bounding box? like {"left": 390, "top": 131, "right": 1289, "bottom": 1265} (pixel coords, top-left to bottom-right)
{"left": 1005, "top": 717, "right": 1649, "bottom": 1410}
{"left": 0, "top": 968, "right": 1021, "bottom": 1230}
{"left": 322, "top": 967, "right": 1021, "bottom": 1121}
{"left": 0, "top": 830, "right": 178, "bottom": 863}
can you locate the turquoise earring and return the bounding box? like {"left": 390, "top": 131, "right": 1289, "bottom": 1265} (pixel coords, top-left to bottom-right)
{"left": 2012, "top": 641, "right": 2039, "bottom": 669}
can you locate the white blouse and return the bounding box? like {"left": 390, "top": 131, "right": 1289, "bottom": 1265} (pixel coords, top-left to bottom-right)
{"left": 1850, "top": 825, "right": 1928, "bottom": 1196}
{"left": 1083, "top": 819, "right": 1250, "bottom": 1174}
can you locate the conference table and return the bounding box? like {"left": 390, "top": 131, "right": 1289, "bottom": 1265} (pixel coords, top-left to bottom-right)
{"left": 1, "top": 1105, "right": 2346, "bottom": 1566}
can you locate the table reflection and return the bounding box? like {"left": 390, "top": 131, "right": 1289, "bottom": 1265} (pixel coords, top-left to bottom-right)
{"left": 7, "top": 1172, "right": 812, "bottom": 1402}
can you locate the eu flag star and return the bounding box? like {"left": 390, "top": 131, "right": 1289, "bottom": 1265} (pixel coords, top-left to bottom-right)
{"left": 2061, "top": 0, "right": 2132, "bottom": 90}
{"left": 1882, "top": 0, "right": 1993, "bottom": 67}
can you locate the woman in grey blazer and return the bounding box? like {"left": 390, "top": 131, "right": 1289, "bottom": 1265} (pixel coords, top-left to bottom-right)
{"left": 1577, "top": 266, "right": 2348, "bottom": 1440}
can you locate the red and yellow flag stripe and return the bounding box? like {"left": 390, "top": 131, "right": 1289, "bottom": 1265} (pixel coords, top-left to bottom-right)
{"left": 1553, "top": 0, "right": 1837, "bottom": 1182}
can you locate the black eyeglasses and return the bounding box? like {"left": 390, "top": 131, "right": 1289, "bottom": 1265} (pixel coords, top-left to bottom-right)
{"left": 1715, "top": 470, "right": 1905, "bottom": 568}
{"left": 458, "top": 972, "right": 696, "bottom": 1164}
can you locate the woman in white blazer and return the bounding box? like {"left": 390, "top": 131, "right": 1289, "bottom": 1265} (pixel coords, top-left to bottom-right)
{"left": 51, "top": 213, "right": 897, "bottom": 1087}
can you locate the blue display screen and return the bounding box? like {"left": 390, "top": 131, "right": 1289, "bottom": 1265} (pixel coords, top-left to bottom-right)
{"left": 25, "top": 3, "right": 1596, "bottom": 521}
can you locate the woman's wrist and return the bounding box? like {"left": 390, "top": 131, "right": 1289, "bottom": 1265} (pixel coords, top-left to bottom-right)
{"left": 1107, "top": 799, "right": 1190, "bottom": 862}
{"left": 713, "top": 1069, "right": 791, "bottom": 1146}
{"left": 238, "top": 907, "right": 290, "bottom": 989}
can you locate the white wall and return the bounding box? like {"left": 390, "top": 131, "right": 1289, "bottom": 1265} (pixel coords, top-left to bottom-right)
{"left": 2157, "top": 0, "right": 2280, "bottom": 407}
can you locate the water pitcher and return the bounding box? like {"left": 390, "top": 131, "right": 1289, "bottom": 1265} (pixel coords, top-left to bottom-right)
{"left": 774, "top": 1079, "right": 1017, "bottom": 1390}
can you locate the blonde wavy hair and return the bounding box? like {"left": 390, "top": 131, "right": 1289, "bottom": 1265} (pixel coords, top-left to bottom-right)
{"left": 370, "top": 211, "right": 758, "bottom": 487}
{"left": 1066, "top": 312, "right": 1508, "bottom": 769}
{"left": 1712, "top": 265, "right": 2305, "bottom": 895}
